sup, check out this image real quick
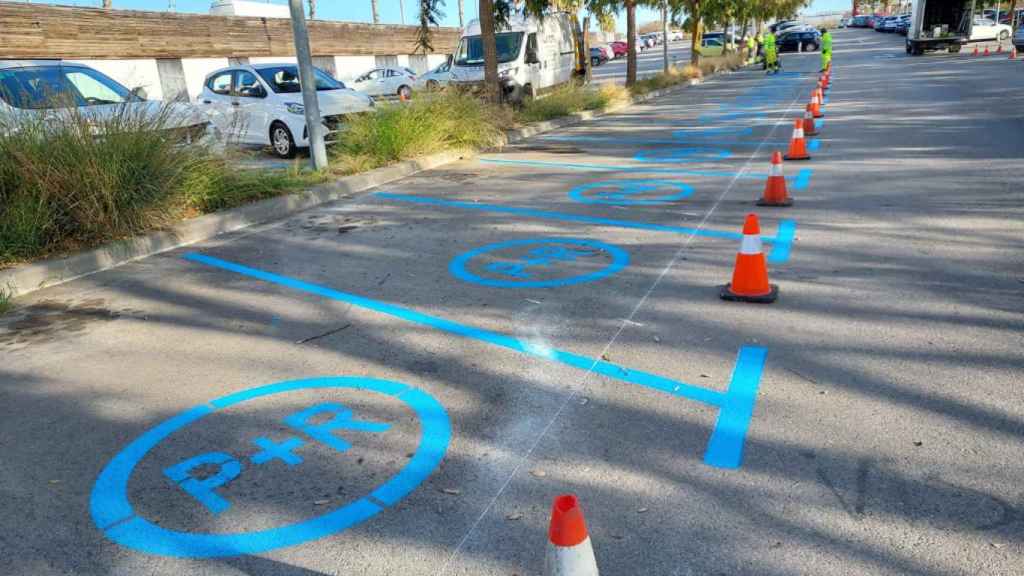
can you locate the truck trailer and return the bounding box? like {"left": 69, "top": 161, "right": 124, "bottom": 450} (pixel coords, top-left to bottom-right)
{"left": 906, "top": 0, "right": 973, "bottom": 54}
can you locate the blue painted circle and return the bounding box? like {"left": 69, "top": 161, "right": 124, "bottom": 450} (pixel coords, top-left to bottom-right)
{"left": 450, "top": 238, "right": 629, "bottom": 288}
{"left": 568, "top": 179, "right": 693, "bottom": 206}
{"left": 90, "top": 377, "right": 450, "bottom": 558}
{"left": 634, "top": 147, "right": 732, "bottom": 164}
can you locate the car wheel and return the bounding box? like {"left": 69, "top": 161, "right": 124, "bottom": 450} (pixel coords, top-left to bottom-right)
{"left": 807, "top": 42, "right": 818, "bottom": 51}
{"left": 397, "top": 85, "right": 412, "bottom": 100}
{"left": 999, "top": 30, "right": 1010, "bottom": 41}
{"left": 426, "top": 79, "right": 439, "bottom": 91}
{"left": 270, "top": 122, "right": 296, "bottom": 159}
{"left": 591, "top": 56, "right": 600, "bottom": 67}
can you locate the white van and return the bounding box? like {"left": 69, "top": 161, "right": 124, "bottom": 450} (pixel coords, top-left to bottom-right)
{"left": 450, "top": 12, "right": 577, "bottom": 103}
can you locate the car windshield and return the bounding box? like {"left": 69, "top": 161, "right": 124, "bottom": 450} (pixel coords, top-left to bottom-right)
{"left": 0, "top": 65, "right": 134, "bottom": 109}
{"left": 455, "top": 32, "right": 523, "bottom": 65}
{"left": 255, "top": 66, "right": 343, "bottom": 94}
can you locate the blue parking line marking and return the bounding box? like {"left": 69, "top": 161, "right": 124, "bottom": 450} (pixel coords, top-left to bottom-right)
{"left": 478, "top": 158, "right": 814, "bottom": 191}
{"left": 540, "top": 134, "right": 819, "bottom": 149}
{"left": 183, "top": 253, "right": 767, "bottom": 468}
{"left": 703, "top": 346, "right": 767, "bottom": 469}
{"left": 375, "top": 192, "right": 797, "bottom": 264}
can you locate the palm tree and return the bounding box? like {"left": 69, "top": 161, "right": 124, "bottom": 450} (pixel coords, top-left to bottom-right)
{"left": 308, "top": 0, "right": 317, "bottom": 19}
{"left": 371, "top": 0, "right": 380, "bottom": 23}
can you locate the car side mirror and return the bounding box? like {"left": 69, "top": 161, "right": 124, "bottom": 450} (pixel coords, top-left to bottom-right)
{"left": 526, "top": 50, "right": 540, "bottom": 64}
{"left": 130, "top": 86, "right": 147, "bottom": 101}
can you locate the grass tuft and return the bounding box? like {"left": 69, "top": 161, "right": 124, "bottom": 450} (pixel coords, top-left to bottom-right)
{"left": 629, "top": 64, "right": 703, "bottom": 97}
{"left": 334, "top": 90, "right": 510, "bottom": 168}
{"left": 517, "top": 83, "right": 630, "bottom": 123}
{"left": 0, "top": 284, "right": 12, "bottom": 315}
{"left": 0, "top": 104, "right": 314, "bottom": 267}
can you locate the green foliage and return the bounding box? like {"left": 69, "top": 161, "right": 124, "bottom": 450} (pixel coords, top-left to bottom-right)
{"left": 0, "top": 284, "right": 12, "bottom": 315}
{"left": 517, "top": 83, "right": 629, "bottom": 122}
{"left": 335, "top": 90, "right": 509, "bottom": 166}
{"left": 0, "top": 104, "right": 315, "bottom": 266}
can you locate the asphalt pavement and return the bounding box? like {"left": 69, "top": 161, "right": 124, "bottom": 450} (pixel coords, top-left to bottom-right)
{"left": 2, "top": 29, "right": 1022, "bottom": 576}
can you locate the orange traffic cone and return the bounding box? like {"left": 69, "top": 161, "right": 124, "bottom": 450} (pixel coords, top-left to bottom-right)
{"left": 757, "top": 151, "right": 792, "bottom": 207}
{"left": 803, "top": 104, "right": 819, "bottom": 136}
{"left": 973, "top": 45, "right": 979, "bottom": 56}
{"left": 984, "top": 46, "right": 990, "bottom": 56}
{"left": 544, "top": 495, "right": 599, "bottom": 576}
{"left": 809, "top": 92, "right": 823, "bottom": 119}
{"left": 784, "top": 119, "right": 810, "bottom": 161}
{"left": 720, "top": 214, "right": 778, "bottom": 303}
{"left": 996, "top": 44, "right": 1003, "bottom": 54}
{"left": 816, "top": 86, "right": 826, "bottom": 107}
{"left": 1011, "top": 46, "right": 1018, "bottom": 60}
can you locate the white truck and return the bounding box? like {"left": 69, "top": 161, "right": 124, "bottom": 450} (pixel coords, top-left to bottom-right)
{"left": 906, "top": 0, "right": 973, "bottom": 54}
{"left": 449, "top": 12, "right": 578, "bottom": 104}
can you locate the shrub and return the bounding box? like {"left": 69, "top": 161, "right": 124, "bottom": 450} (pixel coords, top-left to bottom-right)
{"left": 517, "top": 83, "right": 629, "bottom": 123}
{"left": 0, "top": 104, "right": 313, "bottom": 266}
{"left": 629, "top": 65, "right": 703, "bottom": 97}
{"left": 334, "top": 90, "right": 509, "bottom": 167}
{"left": 0, "top": 284, "right": 11, "bottom": 315}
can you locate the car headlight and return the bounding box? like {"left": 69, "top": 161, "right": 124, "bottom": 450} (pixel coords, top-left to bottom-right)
{"left": 498, "top": 67, "right": 518, "bottom": 79}
{"left": 286, "top": 103, "right": 305, "bottom": 115}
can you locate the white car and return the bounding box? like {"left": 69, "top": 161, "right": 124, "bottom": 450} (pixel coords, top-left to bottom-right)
{"left": 0, "top": 60, "right": 210, "bottom": 141}
{"left": 415, "top": 60, "right": 452, "bottom": 91}
{"left": 350, "top": 67, "right": 418, "bottom": 100}
{"left": 197, "top": 63, "right": 374, "bottom": 159}
{"left": 970, "top": 17, "right": 1012, "bottom": 42}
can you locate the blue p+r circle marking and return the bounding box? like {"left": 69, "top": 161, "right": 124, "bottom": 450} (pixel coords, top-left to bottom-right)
{"left": 568, "top": 179, "right": 694, "bottom": 206}
{"left": 90, "top": 377, "right": 450, "bottom": 558}
{"left": 450, "top": 238, "right": 629, "bottom": 288}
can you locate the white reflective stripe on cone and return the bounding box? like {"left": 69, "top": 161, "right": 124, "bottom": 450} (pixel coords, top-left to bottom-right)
{"left": 544, "top": 537, "right": 600, "bottom": 576}
{"left": 804, "top": 110, "right": 813, "bottom": 119}
{"left": 739, "top": 234, "right": 763, "bottom": 255}
{"left": 794, "top": 128, "right": 804, "bottom": 139}
{"left": 769, "top": 162, "right": 783, "bottom": 177}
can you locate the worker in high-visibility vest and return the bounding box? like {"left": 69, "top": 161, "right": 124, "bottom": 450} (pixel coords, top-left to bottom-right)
{"left": 820, "top": 27, "right": 833, "bottom": 72}
{"left": 763, "top": 31, "right": 779, "bottom": 74}
{"left": 746, "top": 35, "right": 757, "bottom": 64}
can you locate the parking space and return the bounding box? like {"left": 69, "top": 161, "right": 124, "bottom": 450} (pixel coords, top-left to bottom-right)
{"left": 2, "top": 27, "right": 1023, "bottom": 576}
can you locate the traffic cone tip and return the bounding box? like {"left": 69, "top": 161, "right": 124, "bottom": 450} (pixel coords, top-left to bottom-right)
{"left": 549, "top": 494, "right": 589, "bottom": 547}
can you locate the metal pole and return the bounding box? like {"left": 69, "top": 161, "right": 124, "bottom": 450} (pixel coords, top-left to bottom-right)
{"left": 399, "top": 0, "right": 405, "bottom": 25}
{"left": 661, "top": 2, "right": 670, "bottom": 73}
{"left": 288, "top": 0, "right": 328, "bottom": 170}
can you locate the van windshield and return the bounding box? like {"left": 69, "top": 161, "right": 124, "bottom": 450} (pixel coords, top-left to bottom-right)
{"left": 455, "top": 32, "right": 524, "bottom": 65}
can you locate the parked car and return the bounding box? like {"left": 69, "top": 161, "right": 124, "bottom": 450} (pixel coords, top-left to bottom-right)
{"left": 697, "top": 37, "right": 725, "bottom": 57}
{"left": 875, "top": 16, "right": 897, "bottom": 32}
{"left": 969, "top": 17, "right": 1012, "bottom": 42}
{"left": 197, "top": 63, "right": 374, "bottom": 158}
{"left": 350, "top": 67, "right": 418, "bottom": 100}
{"left": 609, "top": 41, "right": 628, "bottom": 58}
{"left": 839, "top": 16, "right": 850, "bottom": 27}
{"left": 851, "top": 15, "right": 868, "bottom": 27}
{"left": 415, "top": 59, "right": 451, "bottom": 91}
{"left": 1015, "top": 25, "right": 1024, "bottom": 52}
{"left": 670, "top": 30, "right": 684, "bottom": 41}
{"left": 703, "top": 32, "right": 737, "bottom": 50}
{"left": 595, "top": 44, "right": 615, "bottom": 61}
{"left": 0, "top": 60, "right": 210, "bottom": 142}
{"left": 770, "top": 20, "right": 800, "bottom": 33}
{"left": 895, "top": 16, "right": 911, "bottom": 35}
{"left": 589, "top": 46, "right": 609, "bottom": 67}
{"left": 777, "top": 29, "right": 821, "bottom": 52}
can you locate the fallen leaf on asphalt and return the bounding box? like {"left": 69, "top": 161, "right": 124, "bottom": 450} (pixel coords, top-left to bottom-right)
{"left": 637, "top": 507, "right": 649, "bottom": 513}
{"left": 505, "top": 512, "right": 523, "bottom": 521}
{"left": 529, "top": 469, "right": 547, "bottom": 478}
{"left": 441, "top": 488, "right": 461, "bottom": 495}
{"left": 313, "top": 499, "right": 330, "bottom": 506}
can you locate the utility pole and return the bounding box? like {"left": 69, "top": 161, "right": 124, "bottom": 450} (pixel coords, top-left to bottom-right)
{"left": 288, "top": 0, "right": 328, "bottom": 170}
{"left": 399, "top": 0, "right": 405, "bottom": 25}
{"left": 661, "top": 1, "right": 669, "bottom": 73}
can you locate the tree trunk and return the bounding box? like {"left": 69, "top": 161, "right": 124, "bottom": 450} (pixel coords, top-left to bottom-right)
{"left": 1009, "top": 0, "right": 1019, "bottom": 32}
{"left": 371, "top": 0, "right": 380, "bottom": 24}
{"left": 583, "top": 15, "right": 593, "bottom": 84}
{"left": 661, "top": 2, "right": 670, "bottom": 73}
{"left": 689, "top": 0, "right": 702, "bottom": 65}
{"left": 308, "top": 0, "right": 316, "bottom": 19}
{"left": 626, "top": 0, "right": 637, "bottom": 86}
{"left": 459, "top": 0, "right": 465, "bottom": 28}
{"left": 480, "top": 0, "right": 500, "bottom": 102}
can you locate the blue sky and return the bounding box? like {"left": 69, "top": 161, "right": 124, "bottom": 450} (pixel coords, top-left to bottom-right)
{"left": 29, "top": 0, "right": 851, "bottom": 31}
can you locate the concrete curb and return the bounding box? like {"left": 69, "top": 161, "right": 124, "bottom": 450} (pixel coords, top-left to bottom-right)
{"left": 0, "top": 76, "right": 710, "bottom": 299}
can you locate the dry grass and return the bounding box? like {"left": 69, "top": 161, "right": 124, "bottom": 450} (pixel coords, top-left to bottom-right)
{"left": 629, "top": 64, "right": 704, "bottom": 97}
